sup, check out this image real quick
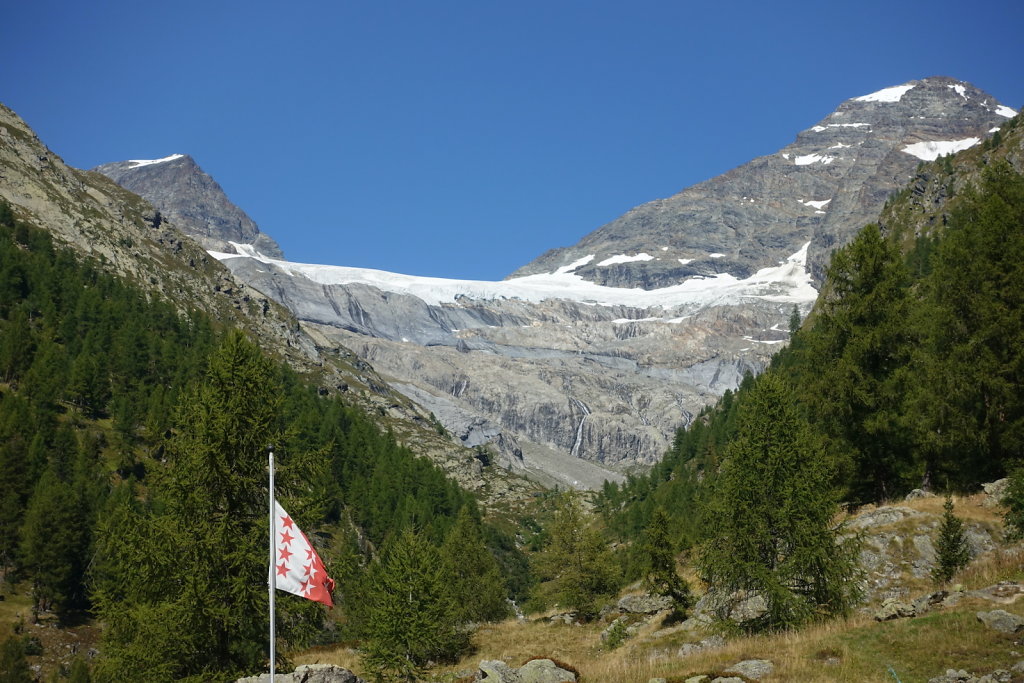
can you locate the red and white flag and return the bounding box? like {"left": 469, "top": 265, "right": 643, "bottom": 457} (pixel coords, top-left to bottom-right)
{"left": 271, "top": 499, "right": 335, "bottom": 607}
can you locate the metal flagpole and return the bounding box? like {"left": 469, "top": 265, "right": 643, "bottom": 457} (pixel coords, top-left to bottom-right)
{"left": 268, "top": 445, "right": 276, "bottom": 683}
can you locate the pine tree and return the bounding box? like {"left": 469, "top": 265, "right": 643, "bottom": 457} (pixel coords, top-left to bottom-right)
{"left": 440, "top": 507, "right": 510, "bottom": 623}
{"left": 932, "top": 496, "right": 971, "bottom": 584}
{"left": 532, "top": 492, "right": 620, "bottom": 621}
{"left": 698, "top": 373, "right": 862, "bottom": 632}
{"left": 361, "top": 528, "right": 465, "bottom": 682}
{"left": 641, "top": 506, "right": 693, "bottom": 620}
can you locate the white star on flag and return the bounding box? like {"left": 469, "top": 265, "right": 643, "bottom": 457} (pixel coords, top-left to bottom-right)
{"left": 271, "top": 499, "right": 335, "bottom": 607}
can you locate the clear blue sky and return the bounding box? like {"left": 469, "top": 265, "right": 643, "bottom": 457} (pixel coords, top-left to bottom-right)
{"left": 3, "top": 0, "right": 1021, "bottom": 279}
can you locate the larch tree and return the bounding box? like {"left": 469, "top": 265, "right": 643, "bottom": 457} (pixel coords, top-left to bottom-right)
{"left": 698, "top": 372, "right": 862, "bottom": 632}
{"left": 532, "top": 491, "right": 620, "bottom": 621}
{"left": 361, "top": 528, "right": 465, "bottom": 682}
{"left": 441, "top": 506, "right": 510, "bottom": 624}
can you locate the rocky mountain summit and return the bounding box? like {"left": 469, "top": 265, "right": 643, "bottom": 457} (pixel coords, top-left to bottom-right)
{"left": 511, "top": 76, "right": 1015, "bottom": 286}
{"left": 93, "top": 153, "right": 284, "bottom": 258}
{"left": 94, "top": 78, "right": 1016, "bottom": 488}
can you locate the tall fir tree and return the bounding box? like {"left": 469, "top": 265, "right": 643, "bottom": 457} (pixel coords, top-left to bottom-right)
{"left": 698, "top": 373, "right": 862, "bottom": 632}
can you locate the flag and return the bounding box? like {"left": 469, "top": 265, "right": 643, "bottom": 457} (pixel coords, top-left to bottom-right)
{"left": 271, "top": 499, "right": 335, "bottom": 607}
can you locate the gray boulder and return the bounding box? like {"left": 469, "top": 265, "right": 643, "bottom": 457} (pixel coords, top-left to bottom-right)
{"left": 518, "top": 658, "right": 577, "bottom": 682}
{"left": 982, "top": 479, "right": 1009, "bottom": 508}
{"left": 927, "top": 669, "right": 976, "bottom": 683}
{"left": 724, "top": 659, "right": 775, "bottom": 680}
{"left": 618, "top": 592, "right": 672, "bottom": 614}
{"left": 906, "top": 488, "right": 936, "bottom": 500}
{"left": 235, "top": 664, "right": 365, "bottom": 683}
{"left": 874, "top": 597, "right": 916, "bottom": 621}
{"left": 976, "top": 610, "right": 1024, "bottom": 634}
{"left": 478, "top": 659, "right": 577, "bottom": 683}
{"left": 479, "top": 660, "right": 521, "bottom": 682}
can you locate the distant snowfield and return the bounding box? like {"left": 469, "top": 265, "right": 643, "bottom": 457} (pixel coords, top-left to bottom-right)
{"left": 597, "top": 252, "right": 653, "bottom": 266}
{"left": 901, "top": 137, "right": 981, "bottom": 161}
{"left": 212, "top": 242, "right": 819, "bottom": 309}
{"left": 127, "top": 153, "right": 184, "bottom": 168}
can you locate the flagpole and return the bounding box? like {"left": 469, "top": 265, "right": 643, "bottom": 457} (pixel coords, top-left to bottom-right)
{"left": 268, "top": 445, "right": 276, "bottom": 683}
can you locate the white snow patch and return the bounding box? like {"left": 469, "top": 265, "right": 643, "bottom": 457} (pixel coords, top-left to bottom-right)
{"left": 798, "top": 199, "right": 831, "bottom": 210}
{"left": 947, "top": 84, "right": 968, "bottom": 100}
{"left": 810, "top": 123, "right": 870, "bottom": 132}
{"left": 795, "top": 153, "right": 837, "bottom": 166}
{"left": 554, "top": 255, "right": 595, "bottom": 275}
{"left": 901, "top": 137, "right": 981, "bottom": 161}
{"left": 612, "top": 317, "right": 663, "bottom": 324}
{"left": 709, "top": 253, "right": 725, "bottom": 259}
{"left": 815, "top": 210, "right": 826, "bottom": 214}
{"left": 210, "top": 241, "right": 819, "bottom": 308}
{"left": 742, "top": 336, "right": 787, "bottom": 345}
{"left": 829, "top": 142, "right": 852, "bottom": 149}
{"left": 127, "top": 153, "right": 185, "bottom": 168}
{"left": 996, "top": 105, "right": 1017, "bottom": 118}
{"left": 854, "top": 84, "right": 916, "bottom": 103}
{"left": 990, "top": 127, "right": 1001, "bottom": 133}
{"left": 661, "top": 246, "right": 669, "bottom": 251}
{"left": 597, "top": 253, "right": 654, "bottom": 267}
{"left": 782, "top": 153, "right": 791, "bottom": 160}
{"left": 678, "top": 258, "right": 694, "bottom": 266}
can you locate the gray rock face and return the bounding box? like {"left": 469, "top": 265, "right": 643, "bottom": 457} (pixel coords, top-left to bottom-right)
{"left": 511, "top": 77, "right": 1012, "bottom": 289}
{"left": 221, "top": 251, "right": 795, "bottom": 481}
{"left": 92, "top": 153, "right": 284, "bottom": 258}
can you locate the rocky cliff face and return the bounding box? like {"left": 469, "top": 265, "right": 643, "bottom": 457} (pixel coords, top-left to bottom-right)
{"left": 94, "top": 78, "right": 1016, "bottom": 489}
{"left": 92, "top": 153, "right": 284, "bottom": 258}
{"left": 511, "top": 77, "right": 1014, "bottom": 286}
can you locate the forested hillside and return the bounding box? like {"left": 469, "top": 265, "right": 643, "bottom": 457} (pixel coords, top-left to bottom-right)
{"left": 0, "top": 202, "right": 526, "bottom": 681}
{"left": 599, "top": 113, "right": 1024, "bottom": 557}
